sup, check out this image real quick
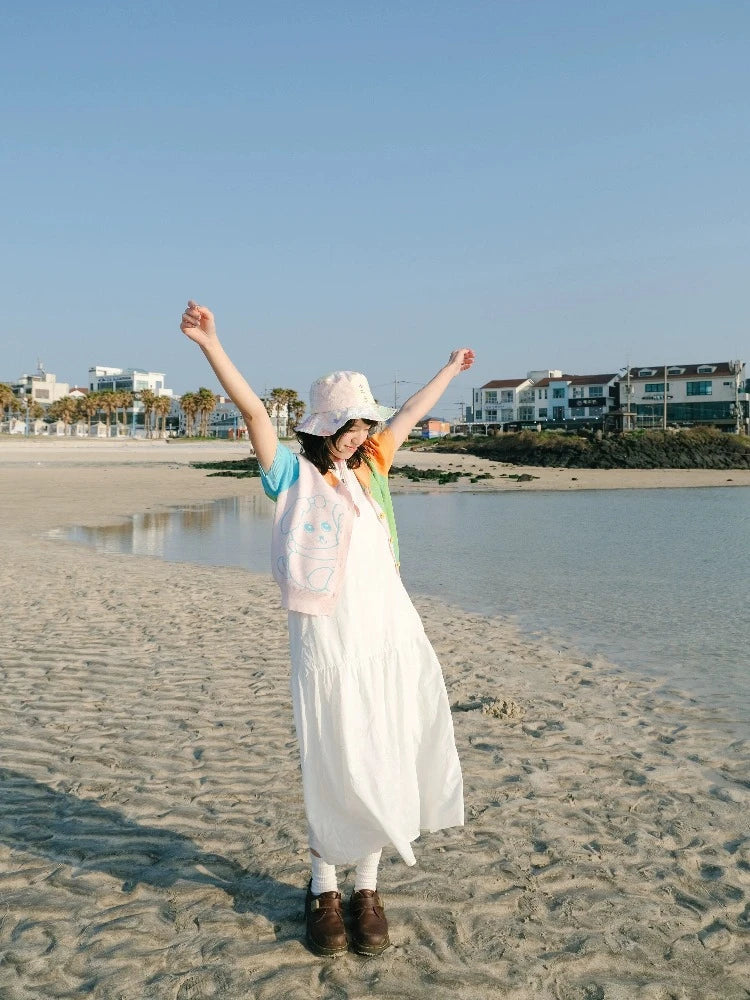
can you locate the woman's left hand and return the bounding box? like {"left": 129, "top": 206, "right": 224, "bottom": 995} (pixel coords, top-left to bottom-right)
{"left": 447, "top": 348, "right": 475, "bottom": 375}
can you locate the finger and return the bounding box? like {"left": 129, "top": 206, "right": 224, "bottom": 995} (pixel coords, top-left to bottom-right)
{"left": 192, "top": 302, "right": 214, "bottom": 320}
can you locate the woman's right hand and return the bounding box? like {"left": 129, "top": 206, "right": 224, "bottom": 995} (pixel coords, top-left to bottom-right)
{"left": 180, "top": 300, "right": 217, "bottom": 349}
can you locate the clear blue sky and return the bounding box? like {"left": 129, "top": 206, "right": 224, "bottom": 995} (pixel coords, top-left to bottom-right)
{"left": 2, "top": 0, "right": 748, "bottom": 416}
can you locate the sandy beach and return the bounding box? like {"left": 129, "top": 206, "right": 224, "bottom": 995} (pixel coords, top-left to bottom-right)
{"left": 1, "top": 438, "right": 748, "bottom": 999}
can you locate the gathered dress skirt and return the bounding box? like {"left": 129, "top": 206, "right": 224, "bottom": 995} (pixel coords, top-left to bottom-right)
{"left": 287, "top": 473, "right": 464, "bottom": 866}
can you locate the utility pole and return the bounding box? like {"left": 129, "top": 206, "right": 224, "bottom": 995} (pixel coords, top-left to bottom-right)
{"left": 622, "top": 363, "right": 633, "bottom": 432}
{"left": 729, "top": 360, "right": 742, "bottom": 434}
{"left": 663, "top": 365, "right": 668, "bottom": 430}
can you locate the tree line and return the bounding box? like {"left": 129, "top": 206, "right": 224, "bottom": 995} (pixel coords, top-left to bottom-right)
{"left": 0, "top": 385, "right": 172, "bottom": 437}
{"left": 0, "top": 383, "right": 306, "bottom": 438}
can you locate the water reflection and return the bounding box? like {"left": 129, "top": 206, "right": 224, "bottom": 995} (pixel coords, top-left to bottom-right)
{"left": 66, "top": 495, "right": 273, "bottom": 572}
{"left": 62, "top": 487, "right": 750, "bottom": 735}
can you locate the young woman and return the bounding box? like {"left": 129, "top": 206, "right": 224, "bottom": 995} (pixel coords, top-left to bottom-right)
{"left": 180, "top": 301, "right": 474, "bottom": 956}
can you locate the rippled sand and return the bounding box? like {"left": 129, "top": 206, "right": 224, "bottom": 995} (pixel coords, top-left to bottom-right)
{"left": 0, "top": 442, "right": 747, "bottom": 999}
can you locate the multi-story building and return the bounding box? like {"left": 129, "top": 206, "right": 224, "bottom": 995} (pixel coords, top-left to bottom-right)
{"left": 207, "top": 397, "right": 246, "bottom": 439}
{"left": 11, "top": 364, "right": 70, "bottom": 408}
{"left": 88, "top": 366, "right": 172, "bottom": 398}
{"left": 618, "top": 362, "right": 747, "bottom": 430}
{"left": 470, "top": 377, "right": 533, "bottom": 426}
{"left": 88, "top": 366, "right": 175, "bottom": 436}
{"left": 200, "top": 396, "right": 292, "bottom": 439}
{"left": 532, "top": 373, "right": 619, "bottom": 422}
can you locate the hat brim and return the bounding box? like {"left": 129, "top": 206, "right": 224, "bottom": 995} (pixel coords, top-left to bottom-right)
{"left": 295, "top": 404, "right": 396, "bottom": 437}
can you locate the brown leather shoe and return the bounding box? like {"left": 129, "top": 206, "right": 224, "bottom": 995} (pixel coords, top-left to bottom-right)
{"left": 305, "top": 882, "right": 348, "bottom": 956}
{"left": 349, "top": 889, "right": 390, "bottom": 956}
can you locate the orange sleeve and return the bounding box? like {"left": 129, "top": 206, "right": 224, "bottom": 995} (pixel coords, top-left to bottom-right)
{"left": 365, "top": 427, "right": 397, "bottom": 474}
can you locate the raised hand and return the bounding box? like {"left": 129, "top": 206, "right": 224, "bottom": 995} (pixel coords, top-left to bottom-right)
{"left": 447, "top": 348, "right": 475, "bottom": 375}
{"left": 180, "top": 300, "right": 217, "bottom": 348}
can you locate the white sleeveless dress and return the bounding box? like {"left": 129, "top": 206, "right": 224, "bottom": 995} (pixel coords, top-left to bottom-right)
{"left": 287, "top": 461, "right": 464, "bottom": 866}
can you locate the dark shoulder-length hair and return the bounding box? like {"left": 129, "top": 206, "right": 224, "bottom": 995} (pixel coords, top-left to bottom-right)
{"left": 297, "top": 419, "right": 379, "bottom": 476}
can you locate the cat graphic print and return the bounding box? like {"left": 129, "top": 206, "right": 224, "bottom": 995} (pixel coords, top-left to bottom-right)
{"left": 277, "top": 495, "right": 344, "bottom": 594}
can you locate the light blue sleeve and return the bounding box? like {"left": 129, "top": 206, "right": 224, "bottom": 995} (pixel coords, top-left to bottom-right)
{"left": 260, "top": 443, "right": 300, "bottom": 500}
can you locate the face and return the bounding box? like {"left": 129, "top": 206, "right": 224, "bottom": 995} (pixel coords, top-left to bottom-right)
{"left": 327, "top": 419, "right": 372, "bottom": 461}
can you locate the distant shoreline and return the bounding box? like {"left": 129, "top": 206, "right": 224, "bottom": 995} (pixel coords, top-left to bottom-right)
{"left": 3, "top": 436, "right": 750, "bottom": 492}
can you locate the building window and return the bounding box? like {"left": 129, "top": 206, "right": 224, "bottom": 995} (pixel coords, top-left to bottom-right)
{"left": 639, "top": 369, "right": 656, "bottom": 377}
{"left": 686, "top": 380, "right": 713, "bottom": 396}
{"left": 552, "top": 387, "right": 566, "bottom": 399}
{"left": 518, "top": 407, "right": 534, "bottom": 421}
{"left": 668, "top": 367, "right": 685, "bottom": 375}
{"left": 475, "top": 410, "right": 482, "bottom": 419}
{"left": 484, "top": 390, "right": 497, "bottom": 403}
{"left": 501, "top": 390, "right": 514, "bottom": 403}
{"left": 696, "top": 365, "right": 716, "bottom": 374}
{"left": 538, "top": 408, "right": 548, "bottom": 418}
{"left": 588, "top": 386, "right": 604, "bottom": 396}
{"left": 645, "top": 383, "right": 669, "bottom": 393}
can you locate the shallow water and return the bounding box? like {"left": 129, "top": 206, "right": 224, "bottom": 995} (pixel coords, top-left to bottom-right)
{"left": 65, "top": 486, "right": 750, "bottom": 736}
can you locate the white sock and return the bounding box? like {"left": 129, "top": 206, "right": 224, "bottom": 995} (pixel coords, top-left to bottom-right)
{"left": 310, "top": 852, "right": 338, "bottom": 895}
{"left": 354, "top": 850, "right": 382, "bottom": 892}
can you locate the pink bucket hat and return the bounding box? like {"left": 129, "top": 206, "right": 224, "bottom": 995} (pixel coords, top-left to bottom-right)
{"left": 295, "top": 371, "right": 396, "bottom": 437}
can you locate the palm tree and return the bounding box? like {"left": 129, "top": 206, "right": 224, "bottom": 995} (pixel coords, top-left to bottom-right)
{"left": 153, "top": 395, "right": 172, "bottom": 438}
{"left": 74, "top": 397, "right": 88, "bottom": 429}
{"left": 139, "top": 389, "right": 157, "bottom": 438}
{"left": 268, "top": 387, "right": 290, "bottom": 436}
{"left": 287, "top": 391, "right": 305, "bottom": 435}
{"left": 114, "top": 390, "right": 134, "bottom": 436}
{"left": 180, "top": 391, "right": 199, "bottom": 437}
{"left": 97, "top": 391, "right": 118, "bottom": 435}
{"left": 197, "top": 387, "right": 217, "bottom": 437}
{"left": 0, "top": 383, "right": 16, "bottom": 426}
{"left": 48, "top": 396, "right": 78, "bottom": 434}
{"left": 268, "top": 387, "right": 305, "bottom": 437}
{"left": 81, "top": 391, "right": 100, "bottom": 433}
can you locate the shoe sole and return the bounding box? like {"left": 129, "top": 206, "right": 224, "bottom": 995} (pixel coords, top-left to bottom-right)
{"left": 305, "top": 933, "right": 349, "bottom": 957}
{"left": 351, "top": 936, "right": 391, "bottom": 957}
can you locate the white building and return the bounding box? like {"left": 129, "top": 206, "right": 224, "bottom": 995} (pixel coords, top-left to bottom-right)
{"left": 470, "top": 371, "right": 566, "bottom": 427}
{"left": 618, "top": 362, "right": 747, "bottom": 430}
{"left": 89, "top": 366, "right": 174, "bottom": 436}
{"left": 12, "top": 364, "right": 70, "bottom": 408}
{"left": 532, "top": 373, "right": 619, "bottom": 422}
{"left": 471, "top": 378, "right": 533, "bottom": 426}
{"left": 207, "top": 397, "right": 247, "bottom": 439}
{"left": 89, "top": 366, "right": 173, "bottom": 398}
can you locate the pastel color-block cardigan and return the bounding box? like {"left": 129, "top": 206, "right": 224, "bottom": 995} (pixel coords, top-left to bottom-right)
{"left": 260, "top": 428, "right": 400, "bottom": 615}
